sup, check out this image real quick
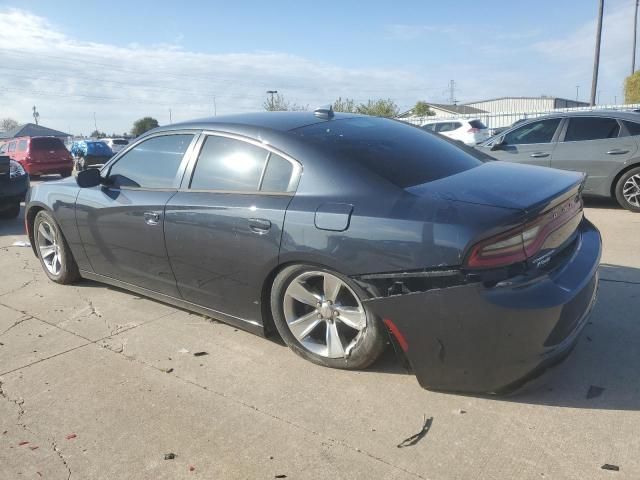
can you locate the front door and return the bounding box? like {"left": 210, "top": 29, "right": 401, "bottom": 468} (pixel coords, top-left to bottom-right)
{"left": 484, "top": 117, "right": 563, "bottom": 168}
{"left": 76, "top": 133, "right": 197, "bottom": 297}
{"left": 164, "top": 133, "right": 300, "bottom": 323}
{"left": 552, "top": 116, "right": 638, "bottom": 194}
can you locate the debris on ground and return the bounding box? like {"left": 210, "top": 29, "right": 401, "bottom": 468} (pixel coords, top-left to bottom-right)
{"left": 11, "top": 241, "right": 31, "bottom": 247}
{"left": 164, "top": 453, "right": 176, "bottom": 460}
{"left": 178, "top": 348, "right": 189, "bottom": 354}
{"left": 65, "top": 433, "right": 77, "bottom": 440}
{"left": 397, "top": 415, "right": 433, "bottom": 448}
{"left": 29, "top": 445, "right": 39, "bottom": 450}
{"left": 275, "top": 475, "right": 287, "bottom": 479}
{"left": 193, "top": 351, "right": 208, "bottom": 357}
{"left": 453, "top": 409, "right": 467, "bottom": 415}
{"left": 586, "top": 385, "right": 606, "bottom": 399}
{"left": 164, "top": 368, "right": 174, "bottom": 374}
{"left": 18, "top": 441, "right": 29, "bottom": 446}
{"left": 601, "top": 464, "right": 620, "bottom": 471}
{"left": 189, "top": 465, "right": 195, "bottom": 472}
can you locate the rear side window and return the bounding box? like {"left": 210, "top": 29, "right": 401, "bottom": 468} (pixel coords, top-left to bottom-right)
{"left": 31, "top": 137, "right": 66, "bottom": 151}
{"left": 436, "top": 122, "right": 457, "bottom": 132}
{"left": 17, "top": 140, "right": 28, "bottom": 152}
{"left": 623, "top": 120, "right": 640, "bottom": 136}
{"left": 293, "top": 117, "right": 483, "bottom": 188}
{"left": 108, "top": 134, "right": 193, "bottom": 188}
{"left": 8, "top": 142, "right": 16, "bottom": 152}
{"left": 564, "top": 117, "right": 620, "bottom": 141}
{"left": 422, "top": 124, "right": 436, "bottom": 132}
{"left": 469, "top": 120, "right": 486, "bottom": 129}
{"left": 260, "top": 153, "right": 296, "bottom": 192}
{"left": 504, "top": 118, "right": 561, "bottom": 145}
{"left": 190, "top": 135, "right": 268, "bottom": 191}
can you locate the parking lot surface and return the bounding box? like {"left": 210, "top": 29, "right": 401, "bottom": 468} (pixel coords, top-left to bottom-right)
{"left": 1, "top": 194, "right": 639, "bottom": 479}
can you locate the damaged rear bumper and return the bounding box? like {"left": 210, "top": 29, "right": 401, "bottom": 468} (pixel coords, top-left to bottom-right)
{"left": 361, "top": 218, "right": 601, "bottom": 394}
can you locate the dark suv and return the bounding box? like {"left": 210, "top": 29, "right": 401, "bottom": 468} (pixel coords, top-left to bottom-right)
{"left": 0, "top": 155, "right": 29, "bottom": 219}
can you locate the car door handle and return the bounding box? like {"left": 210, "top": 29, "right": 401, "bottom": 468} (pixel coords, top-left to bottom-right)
{"left": 607, "top": 149, "right": 629, "bottom": 155}
{"left": 529, "top": 152, "right": 550, "bottom": 158}
{"left": 144, "top": 212, "right": 161, "bottom": 225}
{"left": 248, "top": 218, "right": 271, "bottom": 233}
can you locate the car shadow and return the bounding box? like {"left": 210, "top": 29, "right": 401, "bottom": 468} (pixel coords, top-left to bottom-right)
{"left": 496, "top": 263, "right": 640, "bottom": 410}
{"left": 0, "top": 205, "right": 26, "bottom": 237}
{"left": 583, "top": 196, "right": 622, "bottom": 210}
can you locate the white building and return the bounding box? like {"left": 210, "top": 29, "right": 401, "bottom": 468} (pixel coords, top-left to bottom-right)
{"left": 463, "top": 96, "right": 589, "bottom": 114}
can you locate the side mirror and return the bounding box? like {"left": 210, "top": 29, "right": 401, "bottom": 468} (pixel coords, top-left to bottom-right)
{"left": 490, "top": 137, "right": 506, "bottom": 151}
{"left": 76, "top": 168, "right": 103, "bottom": 188}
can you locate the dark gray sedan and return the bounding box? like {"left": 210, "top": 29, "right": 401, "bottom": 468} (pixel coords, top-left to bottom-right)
{"left": 25, "top": 111, "right": 601, "bottom": 394}
{"left": 477, "top": 110, "right": 640, "bottom": 211}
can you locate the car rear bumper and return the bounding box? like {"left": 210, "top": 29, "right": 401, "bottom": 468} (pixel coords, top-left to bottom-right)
{"left": 24, "top": 161, "right": 73, "bottom": 175}
{"left": 364, "top": 218, "right": 601, "bottom": 394}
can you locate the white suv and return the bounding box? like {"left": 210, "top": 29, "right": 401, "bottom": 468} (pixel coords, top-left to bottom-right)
{"left": 422, "top": 119, "right": 490, "bottom": 145}
{"left": 100, "top": 138, "right": 130, "bottom": 154}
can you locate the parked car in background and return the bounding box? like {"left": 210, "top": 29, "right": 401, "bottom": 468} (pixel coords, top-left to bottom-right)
{"left": 476, "top": 111, "right": 640, "bottom": 212}
{"left": 0, "top": 154, "right": 29, "bottom": 219}
{"left": 25, "top": 111, "right": 600, "bottom": 394}
{"left": 421, "top": 118, "right": 490, "bottom": 145}
{"left": 490, "top": 118, "right": 527, "bottom": 137}
{"left": 0, "top": 136, "right": 73, "bottom": 178}
{"left": 70, "top": 140, "right": 113, "bottom": 170}
{"left": 101, "top": 137, "right": 129, "bottom": 154}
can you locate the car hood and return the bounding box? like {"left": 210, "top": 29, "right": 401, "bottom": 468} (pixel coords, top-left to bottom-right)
{"left": 407, "top": 161, "right": 585, "bottom": 214}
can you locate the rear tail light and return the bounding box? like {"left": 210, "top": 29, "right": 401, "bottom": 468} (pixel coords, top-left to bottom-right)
{"left": 465, "top": 196, "right": 583, "bottom": 269}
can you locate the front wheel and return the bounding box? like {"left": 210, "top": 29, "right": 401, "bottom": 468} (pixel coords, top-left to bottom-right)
{"left": 615, "top": 166, "right": 640, "bottom": 212}
{"left": 33, "top": 210, "right": 80, "bottom": 284}
{"left": 270, "top": 264, "right": 386, "bottom": 370}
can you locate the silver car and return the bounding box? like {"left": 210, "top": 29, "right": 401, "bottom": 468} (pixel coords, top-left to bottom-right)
{"left": 477, "top": 111, "right": 640, "bottom": 211}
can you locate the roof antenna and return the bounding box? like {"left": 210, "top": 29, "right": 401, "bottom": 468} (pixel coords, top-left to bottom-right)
{"left": 314, "top": 104, "right": 334, "bottom": 119}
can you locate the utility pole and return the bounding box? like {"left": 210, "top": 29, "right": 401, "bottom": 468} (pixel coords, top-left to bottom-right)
{"left": 591, "top": 0, "right": 604, "bottom": 106}
{"left": 448, "top": 80, "right": 457, "bottom": 105}
{"left": 213, "top": 96, "right": 217, "bottom": 116}
{"left": 615, "top": 94, "right": 618, "bottom": 104}
{"left": 266, "top": 90, "right": 278, "bottom": 110}
{"left": 93, "top": 112, "right": 97, "bottom": 132}
{"left": 169, "top": 108, "right": 172, "bottom": 123}
{"left": 32, "top": 105, "right": 39, "bottom": 125}
{"left": 576, "top": 85, "right": 580, "bottom": 101}
{"left": 634, "top": 0, "right": 639, "bottom": 74}
{"left": 598, "top": 89, "right": 601, "bottom": 104}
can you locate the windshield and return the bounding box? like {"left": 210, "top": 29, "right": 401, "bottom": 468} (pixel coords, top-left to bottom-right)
{"left": 293, "top": 117, "right": 483, "bottom": 188}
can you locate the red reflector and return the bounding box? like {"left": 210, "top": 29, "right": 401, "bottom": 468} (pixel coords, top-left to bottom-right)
{"left": 383, "top": 318, "right": 409, "bottom": 352}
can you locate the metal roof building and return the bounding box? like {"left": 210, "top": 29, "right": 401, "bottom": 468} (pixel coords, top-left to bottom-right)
{"left": 0, "top": 123, "right": 71, "bottom": 139}
{"left": 462, "top": 96, "right": 589, "bottom": 114}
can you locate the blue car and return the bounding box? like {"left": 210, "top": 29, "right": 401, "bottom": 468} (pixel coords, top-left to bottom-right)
{"left": 70, "top": 140, "right": 113, "bottom": 170}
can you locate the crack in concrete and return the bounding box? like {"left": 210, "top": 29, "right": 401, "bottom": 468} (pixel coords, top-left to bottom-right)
{"left": 51, "top": 439, "right": 72, "bottom": 480}
{"left": 0, "top": 279, "right": 35, "bottom": 298}
{"left": 600, "top": 277, "right": 640, "bottom": 285}
{"left": 0, "top": 315, "right": 32, "bottom": 337}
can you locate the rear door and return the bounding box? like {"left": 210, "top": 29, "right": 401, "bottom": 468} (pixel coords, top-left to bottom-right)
{"left": 551, "top": 116, "right": 637, "bottom": 194}
{"left": 485, "top": 117, "right": 562, "bottom": 168}
{"left": 164, "top": 132, "right": 300, "bottom": 323}
{"left": 76, "top": 132, "right": 198, "bottom": 296}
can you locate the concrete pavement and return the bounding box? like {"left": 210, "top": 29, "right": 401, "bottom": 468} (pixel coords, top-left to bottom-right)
{"left": 1, "top": 198, "right": 639, "bottom": 479}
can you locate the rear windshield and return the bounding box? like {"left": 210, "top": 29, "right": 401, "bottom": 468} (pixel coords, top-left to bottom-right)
{"left": 31, "top": 137, "right": 66, "bottom": 151}
{"left": 469, "top": 120, "right": 487, "bottom": 129}
{"left": 293, "top": 117, "right": 483, "bottom": 188}
{"left": 112, "top": 139, "right": 129, "bottom": 145}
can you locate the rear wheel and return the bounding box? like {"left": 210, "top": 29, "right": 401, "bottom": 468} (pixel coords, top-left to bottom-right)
{"left": 270, "top": 264, "right": 386, "bottom": 370}
{"left": 615, "top": 166, "right": 640, "bottom": 212}
{"left": 0, "top": 202, "right": 20, "bottom": 219}
{"left": 33, "top": 210, "right": 80, "bottom": 284}
{"left": 60, "top": 169, "right": 72, "bottom": 178}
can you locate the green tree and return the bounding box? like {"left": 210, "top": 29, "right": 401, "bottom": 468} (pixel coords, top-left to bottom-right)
{"left": 413, "top": 101, "right": 435, "bottom": 118}
{"left": 90, "top": 129, "right": 107, "bottom": 138}
{"left": 332, "top": 97, "right": 357, "bottom": 113}
{"left": 355, "top": 98, "right": 399, "bottom": 118}
{"left": 263, "top": 93, "right": 308, "bottom": 112}
{"left": 625, "top": 71, "right": 640, "bottom": 103}
{"left": 131, "top": 117, "right": 160, "bottom": 137}
{"left": 1, "top": 118, "right": 19, "bottom": 131}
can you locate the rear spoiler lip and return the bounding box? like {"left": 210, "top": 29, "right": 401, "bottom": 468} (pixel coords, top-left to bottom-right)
{"left": 522, "top": 171, "right": 586, "bottom": 217}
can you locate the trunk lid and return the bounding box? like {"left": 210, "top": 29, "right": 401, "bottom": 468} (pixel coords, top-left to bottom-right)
{"left": 407, "top": 161, "right": 584, "bottom": 215}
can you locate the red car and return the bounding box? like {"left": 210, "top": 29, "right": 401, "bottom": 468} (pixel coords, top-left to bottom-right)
{"left": 0, "top": 136, "right": 73, "bottom": 177}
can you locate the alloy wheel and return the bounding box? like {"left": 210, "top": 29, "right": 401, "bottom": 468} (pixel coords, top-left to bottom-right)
{"left": 36, "top": 220, "right": 62, "bottom": 275}
{"left": 623, "top": 174, "right": 640, "bottom": 208}
{"left": 283, "top": 271, "right": 367, "bottom": 359}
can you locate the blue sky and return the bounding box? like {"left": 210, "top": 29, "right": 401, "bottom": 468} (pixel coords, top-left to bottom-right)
{"left": 0, "top": 0, "right": 635, "bottom": 133}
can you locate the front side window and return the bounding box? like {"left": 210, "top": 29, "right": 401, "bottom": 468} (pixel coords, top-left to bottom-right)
{"left": 108, "top": 134, "right": 193, "bottom": 188}
{"left": 564, "top": 117, "right": 620, "bottom": 142}
{"left": 504, "top": 118, "right": 561, "bottom": 145}
{"left": 0, "top": 144, "right": 6, "bottom": 154}
{"left": 190, "top": 135, "right": 268, "bottom": 191}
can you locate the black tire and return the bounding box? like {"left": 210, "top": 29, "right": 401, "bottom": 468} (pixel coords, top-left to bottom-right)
{"left": 615, "top": 166, "right": 640, "bottom": 212}
{"left": 270, "top": 264, "right": 387, "bottom": 370}
{"left": 33, "top": 210, "right": 80, "bottom": 284}
{"left": 60, "top": 169, "right": 72, "bottom": 178}
{"left": 30, "top": 174, "right": 40, "bottom": 180}
{"left": 0, "top": 202, "right": 20, "bottom": 220}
